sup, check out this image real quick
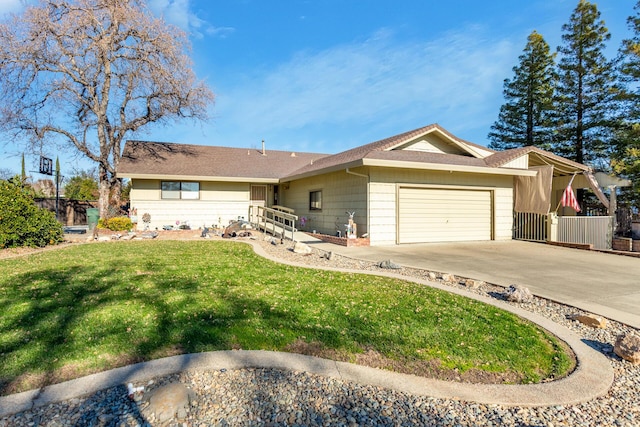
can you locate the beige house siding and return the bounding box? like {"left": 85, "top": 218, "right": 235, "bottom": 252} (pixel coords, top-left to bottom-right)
{"left": 129, "top": 179, "right": 251, "bottom": 230}
{"left": 281, "top": 170, "right": 368, "bottom": 236}
{"left": 368, "top": 168, "right": 514, "bottom": 245}
{"left": 494, "top": 187, "right": 514, "bottom": 240}
{"left": 369, "top": 182, "right": 397, "bottom": 245}
{"left": 396, "top": 134, "right": 465, "bottom": 154}
{"left": 499, "top": 155, "right": 529, "bottom": 169}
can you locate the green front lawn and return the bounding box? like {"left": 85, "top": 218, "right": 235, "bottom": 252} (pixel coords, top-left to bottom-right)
{"left": 0, "top": 241, "right": 573, "bottom": 394}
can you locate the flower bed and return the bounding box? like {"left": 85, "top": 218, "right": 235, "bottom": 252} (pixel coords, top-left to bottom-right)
{"left": 307, "top": 232, "right": 370, "bottom": 247}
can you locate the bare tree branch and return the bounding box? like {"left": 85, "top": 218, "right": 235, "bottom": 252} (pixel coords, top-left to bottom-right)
{"left": 0, "top": 0, "right": 214, "bottom": 216}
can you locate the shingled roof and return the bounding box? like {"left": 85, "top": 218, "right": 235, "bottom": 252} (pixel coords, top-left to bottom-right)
{"left": 118, "top": 141, "right": 328, "bottom": 181}
{"left": 118, "top": 125, "right": 590, "bottom": 182}
{"left": 280, "top": 124, "right": 496, "bottom": 179}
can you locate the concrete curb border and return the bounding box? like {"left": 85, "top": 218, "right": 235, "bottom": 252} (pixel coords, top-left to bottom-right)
{"left": 0, "top": 240, "right": 615, "bottom": 417}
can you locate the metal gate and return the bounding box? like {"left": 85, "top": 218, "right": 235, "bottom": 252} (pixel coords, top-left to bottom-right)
{"left": 513, "top": 212, "right": 548, "bottom": 242}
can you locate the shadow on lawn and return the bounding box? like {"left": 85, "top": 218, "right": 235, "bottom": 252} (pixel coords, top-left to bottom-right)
{"left": 0, "top": 247, "right": 394, "bottom": 397}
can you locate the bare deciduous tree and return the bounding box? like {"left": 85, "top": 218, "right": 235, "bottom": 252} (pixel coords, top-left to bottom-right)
{"left": 0, "top": 0, "right": 214, "bottom": 216}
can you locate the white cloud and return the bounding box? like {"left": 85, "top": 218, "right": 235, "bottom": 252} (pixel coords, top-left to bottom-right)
{"left": 148, "top": 0, "right": 234, "bottom": 38}
{"left": 0, "top": 0, "right": 25, "bottom": 15}
{"left": 206, "top": 26, "right": 235, "bottom": 38}
{"left": 218, "top": 26, "right": 516, "bottom": 144}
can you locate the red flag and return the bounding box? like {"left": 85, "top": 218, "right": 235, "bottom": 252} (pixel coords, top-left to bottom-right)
{"left": 561, "top": 184, "right": 581, "bottom": 212}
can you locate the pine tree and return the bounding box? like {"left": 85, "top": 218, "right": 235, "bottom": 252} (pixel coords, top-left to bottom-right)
{"left": 488, "top": 31, "right": 557, "bottom": 151}
{"left": 554, "top": 0, "right": 619, "bottom": 167}
{"left": 613, "top": 1, "right": 640, "bottom": 207}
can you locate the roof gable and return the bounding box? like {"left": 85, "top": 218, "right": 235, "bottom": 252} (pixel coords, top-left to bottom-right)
{"left": 484, "top": 146, "right": 589, "bottom": 175}
{"left": 283, "top": 123, "right": 497, "bottom": 179}
{"left": 386, "top": 126, "right": 491, "bottom": 158}
{"left": 392, "top": 134, "right": 470, "bottom": 156}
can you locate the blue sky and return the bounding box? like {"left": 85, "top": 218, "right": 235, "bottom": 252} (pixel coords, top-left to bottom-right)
{"left": 0, "top": 0, "right": 634, "bottom": 176}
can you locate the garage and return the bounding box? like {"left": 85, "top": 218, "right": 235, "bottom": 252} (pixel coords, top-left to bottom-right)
{"left": 398, "top": 187, "right": 493, "bottom": 243}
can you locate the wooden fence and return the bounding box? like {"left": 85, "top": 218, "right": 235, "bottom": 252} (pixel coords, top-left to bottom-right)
{"left": 34, "top": 198, "right": 98, "bottom": 226}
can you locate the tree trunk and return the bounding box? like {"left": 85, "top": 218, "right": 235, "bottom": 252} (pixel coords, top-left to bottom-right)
{"left": 98, "top": 165, "right": 110, "bottom": 218}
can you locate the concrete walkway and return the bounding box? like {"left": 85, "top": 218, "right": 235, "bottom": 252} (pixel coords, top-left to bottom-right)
{"left": 300, "top": 238, "right": 640, "bottom": 329}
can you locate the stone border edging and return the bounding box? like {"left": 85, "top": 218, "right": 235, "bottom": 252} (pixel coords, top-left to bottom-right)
{"left": 0, "top": 239, "right": 615, "bottom": 417}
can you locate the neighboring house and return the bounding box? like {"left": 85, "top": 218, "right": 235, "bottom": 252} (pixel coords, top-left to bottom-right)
{"left": 118, "top": 124, "right": 606, "bottom": 246}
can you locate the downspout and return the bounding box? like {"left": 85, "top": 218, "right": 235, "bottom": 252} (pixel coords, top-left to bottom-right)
{"left": 346, "top": 168, "right": 370, "bottom": 239}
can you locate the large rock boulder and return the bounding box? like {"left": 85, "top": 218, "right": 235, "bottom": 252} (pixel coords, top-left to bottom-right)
{"left": 569, "top": 313, "right": 607, "bottom": 329}
{"left": 222, "top": 220, "right": 252, "bottom": 238}
{"left": 292, "top": 241, "right": 312, "bottom": 254}
{"left": 145, "top": 382, "right": 196, "bottom": 423}
{"left": 614, "top": 333, "right": 640, "bottom": 365}
{"left": 465, "top": 279, "right": 484, "bottom": 289}
{"left": 378, "top": 259, "right": 401, "bottom": 269}
{"left": 441, "top": 273, "right": 455, "bottom": 283}
{"left": 504, "top": 284, "right": 533, "bottom": 303}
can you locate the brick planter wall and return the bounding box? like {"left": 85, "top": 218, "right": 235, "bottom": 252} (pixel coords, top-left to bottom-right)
{"left": 612, "top": 238, "right": 632, "bottom": 252}
{"left": 308, "top": 233, "right": 370, "bottom": 247}
{"left": 633, "top": 240, "right": 640, "bottom": 252}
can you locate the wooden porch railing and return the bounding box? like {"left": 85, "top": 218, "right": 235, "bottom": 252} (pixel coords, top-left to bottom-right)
{"left": 249, "top": 205, "right": 298, "bottom": 241}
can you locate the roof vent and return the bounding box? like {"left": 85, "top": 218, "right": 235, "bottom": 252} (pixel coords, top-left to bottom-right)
{"left": 262, "top": 139, "right": 266, "bottom": 156}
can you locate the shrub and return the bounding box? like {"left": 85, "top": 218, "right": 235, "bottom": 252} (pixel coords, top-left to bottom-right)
{"left": 98, "top": 216, "right": 133, "bottom": 231}
{"left": 0, "top": 180, "right": 64, "bottom": 248}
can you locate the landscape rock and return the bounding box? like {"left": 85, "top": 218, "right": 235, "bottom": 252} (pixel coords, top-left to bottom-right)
{"left": 569, "top": 313, "right": 608, "bottom": 329}
{"left": 378, "top": 259, "right": 401, "bottom": 269}
{"left": 222, "top": 220, "right": 252, "bottom": 238}
{"left": 292, "top": 241, "right": 312, "bottom": 254}
{"left": 614, "top": 333, "right": 640, "bottom": 365}
{"left": 141, "top": 231, "right": 159, "bottom": 239}
{"left": 324, "top": 251, "right": 334, "bottom": 261}
{"left": 146, "top": 382, "right": 196, "bottom": 423}
{"left": 427, "top": 272, "right": 437, "bottom": 281}
{"left": 504, "top": 284, "right": 533, "bottom": 303}
{"left": 441, "top": 273, "right": 455, "bottom": 283}
{"left": 97, "top": 236, "right": 111, "bottom": 242}
{"left": 465, "top": 279, "right": 484, "bottom": 289}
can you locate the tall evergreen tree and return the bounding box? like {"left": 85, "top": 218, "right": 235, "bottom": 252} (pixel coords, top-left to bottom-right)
{"left": 613, "top": 1, "right": 640, "bottom": 207}
{"left": 488, "top": 31, "right": 557, "bottom": 151}
{"left": 554, "top": 0, "right": 619, "bottom": 168}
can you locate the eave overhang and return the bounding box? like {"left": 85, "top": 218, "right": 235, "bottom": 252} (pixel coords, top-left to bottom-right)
{"left": 281, "top": 158, "right": 537, "bottom": 182}
{"left": 117, "top": 172, "right": 280, "bottom": 184}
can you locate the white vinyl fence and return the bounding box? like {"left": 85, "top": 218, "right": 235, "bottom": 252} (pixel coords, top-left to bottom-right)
{"left": 556, "top": 216, "right": 614, "bottom": 250}
{"left": 514, "top": 213, "right": 614, "bottom": 250}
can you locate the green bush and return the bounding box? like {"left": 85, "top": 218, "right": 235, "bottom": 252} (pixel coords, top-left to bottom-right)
{"left": 0, "top": 180, "right": 64, "bottom": 248}
{"left": 98, "top": 216, "right": 132, "bottom": 231}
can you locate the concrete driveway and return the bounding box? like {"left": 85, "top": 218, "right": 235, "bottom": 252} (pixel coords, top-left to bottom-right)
{"left": 303, "top": 238, "right": 640, "bottom": 329}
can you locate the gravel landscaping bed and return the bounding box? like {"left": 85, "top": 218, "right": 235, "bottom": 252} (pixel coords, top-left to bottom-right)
{"left": 1, "top": 234, "right": 639, "bottom": 426}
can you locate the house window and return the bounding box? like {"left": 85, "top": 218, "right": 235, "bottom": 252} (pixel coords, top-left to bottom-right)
{"left": 162, "top": 181, "right": 200, "bottom": 200}
{"left": 309, "top": 190, "right": 322, "bottom": 211}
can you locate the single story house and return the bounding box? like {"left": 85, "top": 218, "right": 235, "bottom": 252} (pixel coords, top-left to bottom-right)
{"left": 118, "top": 123, "right": 607, "bottom": 246}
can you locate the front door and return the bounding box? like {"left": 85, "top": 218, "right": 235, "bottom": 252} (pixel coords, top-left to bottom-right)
{"left": 250, "top": 185, "right": 267, "bottom": 223}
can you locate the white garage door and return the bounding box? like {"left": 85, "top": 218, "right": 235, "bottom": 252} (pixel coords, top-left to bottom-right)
{"left": 398, "top": 187, "right": 492, "bottom": 243}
